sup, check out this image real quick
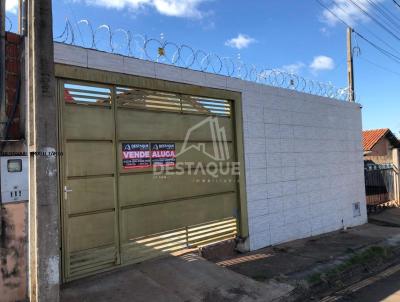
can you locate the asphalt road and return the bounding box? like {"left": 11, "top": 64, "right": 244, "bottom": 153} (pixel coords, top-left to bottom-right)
{"left": 339, "top": 270, "right": 400, "bottom": 302}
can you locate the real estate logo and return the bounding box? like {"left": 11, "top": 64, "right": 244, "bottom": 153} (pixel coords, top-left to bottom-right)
{"left": 177, "top": 117, "right": 230, "bottom": 161}
{"left": 153, "top": 116, "right": 239, "bottom": 179}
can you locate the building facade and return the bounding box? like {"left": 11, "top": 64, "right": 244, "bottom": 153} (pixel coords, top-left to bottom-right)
{"left": 1, "top": 29, "right": 367, "bottom": 301}
{"left": 53, "top": 43, "right": 367, "bottom": 281}
{"left": 363, "top": 128, "right": 400, "bottom": 165}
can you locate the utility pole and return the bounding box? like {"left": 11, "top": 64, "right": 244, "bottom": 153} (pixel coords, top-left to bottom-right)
{"left": 347, "top": 27, "right": 355, "bottom": 102}
{"left": 27, "top": 0, "right": 59, "bottom": 301}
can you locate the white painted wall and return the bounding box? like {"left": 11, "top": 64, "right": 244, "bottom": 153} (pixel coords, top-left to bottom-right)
{"left": 242, "top": 86, "right": 366, "bottom": 250}
{"left": 54, "top": 43, "right": 367, "bottom": 251}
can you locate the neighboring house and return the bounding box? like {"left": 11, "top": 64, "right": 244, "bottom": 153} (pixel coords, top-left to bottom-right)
{"left": 363, "top": 128, "right": 400, "bottom": 207}
{"left": 363, "top": 128, "right": 400, "bottom": 166}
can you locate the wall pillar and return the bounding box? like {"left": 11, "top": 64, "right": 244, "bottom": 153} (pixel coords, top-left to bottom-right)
{"left": 27, "top": 1, "right": 59, "bottom": 301}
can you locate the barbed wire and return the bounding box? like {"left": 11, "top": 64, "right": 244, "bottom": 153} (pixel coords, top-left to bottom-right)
{"left": 53, "top": 18, "right": 349, "bottom": 100}
{"left": 5, "top": 16, "right": 13, "bottom": 32}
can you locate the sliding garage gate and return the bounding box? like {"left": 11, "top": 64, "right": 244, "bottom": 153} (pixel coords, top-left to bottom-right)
{"left": 59, "top": 79, "right": 241, "bottom": 281}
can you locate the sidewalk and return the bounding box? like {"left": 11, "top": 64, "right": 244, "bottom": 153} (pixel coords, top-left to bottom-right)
{"left": 61, "top": 217, "right": 400, "bottom": 302}
{"left": 207, "top": 222, "right": 400, "bottom": 301}
{"left": 369, "top": 207, "right": 400, "bottom": 227}
{"left": 61, "top": 253, "right": 294, "bottom": 302}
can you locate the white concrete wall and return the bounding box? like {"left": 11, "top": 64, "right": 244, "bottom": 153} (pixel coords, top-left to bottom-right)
{"left": 54, "top": 43, "right": 367, "bottom": 251}
{"left": 242, "top": 86, "right": 366, "bottom": 250}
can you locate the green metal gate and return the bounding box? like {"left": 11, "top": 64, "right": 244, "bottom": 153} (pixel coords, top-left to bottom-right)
{"left": 59, "top": 77, "right": 243, "bottom": 281}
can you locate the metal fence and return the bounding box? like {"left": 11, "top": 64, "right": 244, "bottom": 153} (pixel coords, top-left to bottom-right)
{"left": 365, "top": 164, "right": 398, "bottom": 207}
{"left": 52, "top": 18, "right": 350, "bottom": 101}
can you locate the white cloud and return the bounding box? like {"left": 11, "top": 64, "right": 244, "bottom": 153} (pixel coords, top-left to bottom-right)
{"left": 225, "top": 34, "right": 256, "bottom": 50}
{"left": 279, "top": 62, "right": 306, "bottom": 74}
{"left": 75, "top": 0, "right": 209, "bottom": 18}
{"left": 6, "top": 0, "right": 18, "bottom": 14}
{"left": 321, "top": 0, "right": 384, "bottom": 27}
{"left": 310, "top": 55, "right": 335, "bottom": 72}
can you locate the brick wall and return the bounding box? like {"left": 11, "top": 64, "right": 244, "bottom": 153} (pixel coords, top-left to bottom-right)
{"left": 4, "top": 32, "right": 22, "bottom": 139}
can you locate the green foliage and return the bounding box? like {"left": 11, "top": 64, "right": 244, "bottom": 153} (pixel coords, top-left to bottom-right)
{"left": 307, "top": 246, "right": 392, "bottom": 285}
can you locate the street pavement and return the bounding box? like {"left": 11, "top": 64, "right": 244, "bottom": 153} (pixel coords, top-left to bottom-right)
{"left": 338, "top": 269, "right": 400, "bottom": 302}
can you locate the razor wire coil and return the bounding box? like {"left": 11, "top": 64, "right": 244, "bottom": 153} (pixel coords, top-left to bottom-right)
{"left": 52, "top": 18, "right": 349, "bottom": 101}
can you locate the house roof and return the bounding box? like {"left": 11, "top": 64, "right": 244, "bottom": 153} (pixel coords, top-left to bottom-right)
{"left": 362, "top": 128, "right": 400, "bottom": 151}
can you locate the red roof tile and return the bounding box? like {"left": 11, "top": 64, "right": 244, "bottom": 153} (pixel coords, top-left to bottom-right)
{"left": 362, "top": 128, "right": 390, "bottom": 151}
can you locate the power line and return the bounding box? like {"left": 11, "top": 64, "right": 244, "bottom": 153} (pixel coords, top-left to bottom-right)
{"left": 329, "top": 0, "right": 400, "bottom": 56}
{"left": 316, "top": 0, "right": 349, "bottom": 26}
{"left": 355, "top": 31, "right": 400, "bottom": 64}
{"left": 316, "top": 0, "right": 400, "bottom": 64}
{"left": 394, "top": 0, "right": 400, "bottom": 9}
{"left": 364, "top": 0, "right": 400, "bottom": 33}
{"left": 373, "top": 0, "right": 400, "bottom": 23}
{"left": 353, "top": 0, "right": 400, "bottom": 36}
{"left": 347, "top": 0, "right": 400, "bottom": 42}
{"left": 359, "top": 56, "right": 400, "bottom": 77}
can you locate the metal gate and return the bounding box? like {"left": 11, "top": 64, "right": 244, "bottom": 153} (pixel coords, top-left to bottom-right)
{"left": 59, "top": 78, "right": 242, "bottom": 281}
{"left": 365, "top": 164, "right": 399, "bottom": 207}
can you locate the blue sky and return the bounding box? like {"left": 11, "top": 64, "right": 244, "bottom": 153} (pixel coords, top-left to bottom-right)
{"left": 5, "top": 0, "right": 400, "bottom": 134}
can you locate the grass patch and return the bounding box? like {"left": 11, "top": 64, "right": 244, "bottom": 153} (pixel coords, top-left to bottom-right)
{"left": 308, "top": 246, "right": 393, "bottom": 285}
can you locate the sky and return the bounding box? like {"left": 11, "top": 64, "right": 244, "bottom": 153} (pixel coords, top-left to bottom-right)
{"left": 5, "top": 0, "right": 400, "bottom": 135}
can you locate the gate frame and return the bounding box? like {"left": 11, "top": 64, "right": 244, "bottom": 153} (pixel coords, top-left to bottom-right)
{"left": 55, "top": 63, "right": 249, "bottom": 282}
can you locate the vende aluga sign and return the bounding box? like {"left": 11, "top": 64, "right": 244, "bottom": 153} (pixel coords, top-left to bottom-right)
{"left": 122, "top": 142, "right": 176, "bottom": 169}
{"left": 150, "top": 143, "right": 176, "bottom": 166}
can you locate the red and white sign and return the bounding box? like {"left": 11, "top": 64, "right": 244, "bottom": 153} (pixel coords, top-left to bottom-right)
{"left": 122, "top": 142, "right": 176, "bottom": 169}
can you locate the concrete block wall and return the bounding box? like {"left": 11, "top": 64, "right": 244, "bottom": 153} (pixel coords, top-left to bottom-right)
{"left": 241, "top": 86, "right": 366, "bottom": 250}
{"left": 54, "top": 43, "right": 367, "bottom": 252}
